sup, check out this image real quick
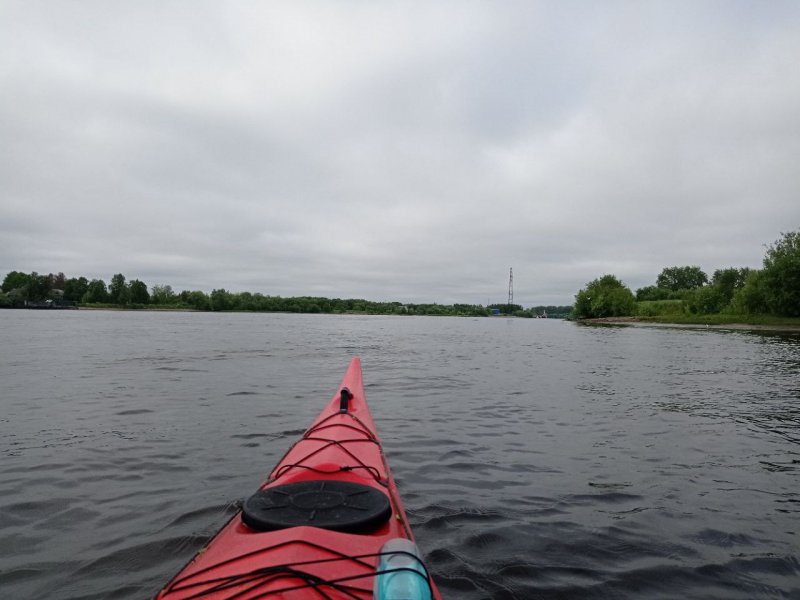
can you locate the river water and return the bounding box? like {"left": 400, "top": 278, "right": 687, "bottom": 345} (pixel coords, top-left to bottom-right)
{"left": 0, "top": 310, "right": 798, "bottom": 599}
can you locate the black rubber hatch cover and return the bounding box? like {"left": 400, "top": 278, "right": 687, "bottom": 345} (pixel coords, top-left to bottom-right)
{"left": 242, "top": 480, "right": 392, "bottom": 533}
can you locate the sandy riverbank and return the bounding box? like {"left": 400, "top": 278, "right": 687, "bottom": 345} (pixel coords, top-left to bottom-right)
{"left": 578, "top": 316, "right": 800, "bottom": 333}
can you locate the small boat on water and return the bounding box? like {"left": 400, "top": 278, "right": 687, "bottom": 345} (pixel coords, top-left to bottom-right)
{"left": 156, "top": 357, "right": 442, "bottom": 600}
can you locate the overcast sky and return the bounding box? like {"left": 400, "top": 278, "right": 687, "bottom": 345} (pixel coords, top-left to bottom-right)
{"left": 2, "top": 1, "right": 798, "bottom": 306}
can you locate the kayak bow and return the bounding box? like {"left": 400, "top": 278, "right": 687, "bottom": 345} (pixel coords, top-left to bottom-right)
{"left": 156, "top": 357, "right": 442, "bottom": 600}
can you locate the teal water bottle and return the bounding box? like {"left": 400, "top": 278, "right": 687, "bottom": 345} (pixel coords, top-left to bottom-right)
{"left": 374, "top": 538, "right": 432, "bottom": 600}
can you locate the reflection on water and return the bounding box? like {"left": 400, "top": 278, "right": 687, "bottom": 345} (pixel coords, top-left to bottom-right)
{"left": 0, "top": 311, "right": 798, "bottom": 599}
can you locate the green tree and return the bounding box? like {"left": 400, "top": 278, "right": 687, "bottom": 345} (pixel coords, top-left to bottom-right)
{"left": 27, "top": 272, "right": 52, "bottom": 301}
{"left": 2, "top": 271, "right": 31, "bottom": 293}
{"left": 711, "top": 267, "right": 751, "bottom": 305}
{"left": 50, "top": 272, "right": 67, "bottom": 290}
{"left": 730, "top": 270, "right": 768, "bottom": 314}
{"left": 210, "top": 288, "right": 232, "bottom": 311}
{"left": 83, "top": 279, "right": 109, "bottom": 303}
{"left": 635, "top": 285, "right": 671, "bottom": 301}
{"left": 574, "top": 274, "right": 636, "bottom": 318}
{"left": 64, "top": 277, "right": 89, "bottom": 302}
{"left": 151, "top": 284, "right": 176, "bottom": 305}
{"left": 128, "top": 279, "right": 150, "bottom": 304}
{"left": 684, "top": 267, "right": 752, "bottom": 314}
{"left": 109, "top": 273, "right": 129, "bottom": 304}
{"left": 234, "top": 291, "right": 253, "bottom": 311}
{"left": 760, "top": 230, "right": 800, "bottom": 317}
{"left": 656, "top": 266, "right": 708, "bottom": 292}
{"left": 180, "top": 290, "right": 210, "bottom": 310}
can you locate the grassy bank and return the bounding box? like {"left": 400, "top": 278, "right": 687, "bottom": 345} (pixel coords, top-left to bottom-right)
{"left": 631, "top": 299, "right": 800, "bottom": 328}
{"left": 567, "top": 300, "right": 800, "bottom": 331}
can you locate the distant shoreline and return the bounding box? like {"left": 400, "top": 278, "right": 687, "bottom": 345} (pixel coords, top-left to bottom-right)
{"left": 73, "top": 307, "right": 552, "bottom": 318}
{"left": 9, "top": 305, "right": 568, "bottom": 319}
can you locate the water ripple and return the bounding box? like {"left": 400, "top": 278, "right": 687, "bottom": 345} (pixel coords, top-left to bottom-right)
{"left": 1, "top": 313, "right": 798, "bottom": 599}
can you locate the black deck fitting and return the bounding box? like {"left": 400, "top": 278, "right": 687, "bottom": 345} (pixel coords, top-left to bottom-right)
{"left": 339, "top": 388, "right": 353, "bottom": 412}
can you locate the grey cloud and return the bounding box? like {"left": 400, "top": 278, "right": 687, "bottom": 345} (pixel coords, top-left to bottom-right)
{"left": 2, "top": 1, "right": 799, "bottom": 304}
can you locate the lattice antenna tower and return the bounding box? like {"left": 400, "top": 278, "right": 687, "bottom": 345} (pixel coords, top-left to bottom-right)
{"left": 507, "top": 267, "right": 514, "bottom": 307}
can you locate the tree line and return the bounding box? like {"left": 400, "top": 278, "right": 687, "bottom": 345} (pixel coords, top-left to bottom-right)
{"left": 573, "top": 229, "right": 800, "bottom": 319}
{"left": 0, "top": 271, "right": 572, "bottom": 318}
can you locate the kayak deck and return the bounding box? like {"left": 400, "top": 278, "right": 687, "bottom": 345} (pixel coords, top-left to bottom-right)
{"left": 156, "top": 358, "right": 441, "bottom": 599}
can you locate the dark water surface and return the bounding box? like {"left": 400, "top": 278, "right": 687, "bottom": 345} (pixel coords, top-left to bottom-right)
{"left": 1, "top": 311, "right": 798, "bottom": 599}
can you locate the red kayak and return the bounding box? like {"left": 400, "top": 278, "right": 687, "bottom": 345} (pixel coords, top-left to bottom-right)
{"left": 156, "top": 357, "right": 442, "bottom": 600}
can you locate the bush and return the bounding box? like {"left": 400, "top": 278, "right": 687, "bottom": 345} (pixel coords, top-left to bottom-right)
{"left": 684, "top": 286, "right": 727, "bottom": 314}
{"left": 730, "top": 270, "right": 769, "bottom": 315}
{"left": 574, "top": 275, "right": 636, "bottom": 318}
{"left": 635, "top": 300, "right": 684, "bottom": 317}
{"left": 636, "top": 285, "right": 671, "bottom": 301}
